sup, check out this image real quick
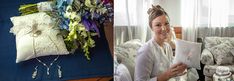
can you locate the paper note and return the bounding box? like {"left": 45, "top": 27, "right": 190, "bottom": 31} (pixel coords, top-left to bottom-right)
{"left": 173, "top": 39, "right": 202, "bottom": 69}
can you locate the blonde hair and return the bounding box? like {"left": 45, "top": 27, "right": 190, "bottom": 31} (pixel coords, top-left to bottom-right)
{"left": 147, "top": 5, "right": 169, "bottom": 28}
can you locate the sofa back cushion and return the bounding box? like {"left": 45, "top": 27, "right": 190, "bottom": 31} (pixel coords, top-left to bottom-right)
{"left": 204, "top": 37, "right": 234, "bottom": 65}
{"left": 114, "top": 39, "right": 143, "bottom": 80}
{"left": 208, "top": 41, "right": 234, "bottom": 65}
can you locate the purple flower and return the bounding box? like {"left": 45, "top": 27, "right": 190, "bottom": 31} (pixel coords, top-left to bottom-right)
{"left": 83, "top": 11, "right": 90, "bottom": 19}
{"left": 93, "top": 12, "right": 100, "bottom": 19}
{"left": 82, "top": 18, "right": 91, "bottom": 31}
{"left": 82, "top": 17, "right": 100, "bottom": 37}
{"left": 103, "top": 3, "right": 113, "bottom": 22}
{"left": 102, "top": 0, "right": 110, "bottom": 4}
{"left": 90, "top": 21, "right": 100, "bottom": 37}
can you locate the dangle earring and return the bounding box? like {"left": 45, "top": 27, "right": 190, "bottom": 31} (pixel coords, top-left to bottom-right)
{"left": 57, "top": 65, "right": 62, "bottom": 78}
{"left": 32, "top": 66, "right": 38, "bottom": 79}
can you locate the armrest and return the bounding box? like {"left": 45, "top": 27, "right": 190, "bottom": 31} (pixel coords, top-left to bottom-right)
{"left": 200, "top": 49, "right": 214, "bottom": 65}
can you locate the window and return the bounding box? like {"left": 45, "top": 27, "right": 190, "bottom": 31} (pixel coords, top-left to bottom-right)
{"left": 197, "top": 0, "right": 234, "bottom": 27}
{"left": 114, "top": 0, "right": 137, "bottom": 26}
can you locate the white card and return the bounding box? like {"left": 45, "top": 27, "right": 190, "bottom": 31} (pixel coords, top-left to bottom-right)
{"left": 173, "top": 39, "right": 202, "bottom": 69}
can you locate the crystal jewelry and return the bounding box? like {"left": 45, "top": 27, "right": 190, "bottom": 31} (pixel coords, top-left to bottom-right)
{"left": 35, "top": 55, "right": 59, "bottom": 76}
{"left": 32, "top": 66, "right": 38, "bottom": 79}
{"left": 32, "top": 36, "right": 62, "bottom": 78}
{"left": 57, "top": 65, "right": 62, "bottom": 78}
{"left": 31, "top": 22, "right": 62, "bottom": 79}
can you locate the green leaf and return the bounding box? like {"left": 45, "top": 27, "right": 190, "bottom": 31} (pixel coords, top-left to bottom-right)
{"left": 18, "top": 4, "right": 39, "bottom": 15}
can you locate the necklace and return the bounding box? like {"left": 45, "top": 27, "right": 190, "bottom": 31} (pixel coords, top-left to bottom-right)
{"left": 32, "top": 56, "right": 61, "bottom": 79}
{"left": 31, "top": 25, "right": 62, "bottom": 79}
{"left": 35, "top": 55, "right": 60, "bottom": 76}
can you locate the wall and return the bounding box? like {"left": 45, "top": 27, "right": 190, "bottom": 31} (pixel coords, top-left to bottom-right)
{"left": 157, "top": 0, "right": 181, "bottom": 26}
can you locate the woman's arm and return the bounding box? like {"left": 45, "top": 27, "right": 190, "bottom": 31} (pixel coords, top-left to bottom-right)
{"left": 135, "top": 49, "right": 156, "bottom": 81}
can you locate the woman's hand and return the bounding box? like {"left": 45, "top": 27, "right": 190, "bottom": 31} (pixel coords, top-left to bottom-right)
{"left": 157, "top": 62, "right": 187, "bottom": 81}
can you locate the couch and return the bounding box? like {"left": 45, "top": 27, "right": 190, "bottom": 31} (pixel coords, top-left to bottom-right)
{"left": 114, "top": 38, "right": 200, "bottom": 81}
{"left": 114, "top": 39, "right": 143, "bottom": 81}
{"left": 200, "top": 37, "right": 234, "bottom": 81}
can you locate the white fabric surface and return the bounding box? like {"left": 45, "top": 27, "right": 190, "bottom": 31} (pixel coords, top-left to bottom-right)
{"left": 10, "top": 12, "right": 69, "bottom": 63}
{"left": 114, "top": 39, "right": 143, "bottom": 79}
{"left": 231, "top": 49, "right": 234, "bottom": 56}
{"left": 37, "top": 1, "right": 53, "bottom": 12}
{"left": 173, "top": 39, "right": 202, "bottom": 69}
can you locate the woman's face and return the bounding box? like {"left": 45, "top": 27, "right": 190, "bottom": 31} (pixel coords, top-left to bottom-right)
{"left": 151, "top": 15, "right": 170, "bottom": 41}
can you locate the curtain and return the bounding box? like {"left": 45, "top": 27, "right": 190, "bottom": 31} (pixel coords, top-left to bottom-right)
{"left": 181, "top": 0, "right": 199, "bottom": 42}
{"left": 114, "top": 0, "right": 164, "bottom": 45}
{"left": 197, "top": 27, "right": 234, "bottom": 38}
{"left": 181, "top": 0, "right": 234, "bottom": 41}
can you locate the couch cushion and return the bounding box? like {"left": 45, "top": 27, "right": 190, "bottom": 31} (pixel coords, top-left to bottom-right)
{"left": 201, "top": 49, "right": 214, "bottom": 65}
{"left": 208, "top": 41, "right": 234, "bottom": 65}
{"left": 204, "top": 37, "right": 222, "bottom": 48}
{"left": 114, "top": 39, "right": 143, "bottom": 80}
{"left": 203, "top": 65, "right": 234, "bottom": 77}
{"left": 204, "top": 37, "right": 234, "bottom": 48}
{"left": 231, "top": 49, "right": 234, "bottom": 56}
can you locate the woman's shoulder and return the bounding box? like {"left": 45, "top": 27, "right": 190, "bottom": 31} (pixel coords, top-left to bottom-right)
{"left": 137, "top": 39, "right": 154, "bottom": 56}
{"left": 136, "top": 39, "right": 156, "bottom": 64}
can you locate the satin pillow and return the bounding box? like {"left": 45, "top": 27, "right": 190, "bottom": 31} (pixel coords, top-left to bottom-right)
{"left": 10, "top": 12, "right": 69, "bottom": 63}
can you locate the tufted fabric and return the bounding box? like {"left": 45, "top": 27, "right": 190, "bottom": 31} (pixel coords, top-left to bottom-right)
{"left": 201, "top": 37, "right": 234, "bottom": 81}
{"left": 10, "top": 12, "right": 69, "bottom": 63}
{"left": 114, "top": 39, "right": 143, "bottom": 80}
{"left": 208, "top": 41, "right": 234, "bottom": 65}
{"left": 200, "top": 49, "right": 214, "bottom": 65}
{"left": 201, "top": 37, "right": 234, "bottom": 65}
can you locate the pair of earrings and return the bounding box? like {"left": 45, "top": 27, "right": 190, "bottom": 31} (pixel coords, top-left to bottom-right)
{"left": 32, "top": 65, "right": 62, "bottom": 79}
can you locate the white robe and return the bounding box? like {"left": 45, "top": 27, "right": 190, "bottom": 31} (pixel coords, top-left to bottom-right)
{"left": 135, "top": 38, "right": 199, "bottom": 81}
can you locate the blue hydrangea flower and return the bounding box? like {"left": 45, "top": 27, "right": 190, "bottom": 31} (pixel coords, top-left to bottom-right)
{"left": 56, "top": 0, "right": 74, "bottom": 30}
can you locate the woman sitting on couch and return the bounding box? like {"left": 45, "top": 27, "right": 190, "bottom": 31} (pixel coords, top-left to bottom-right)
{"left": 135, "top": 5, "right": 198, "bottom": 81}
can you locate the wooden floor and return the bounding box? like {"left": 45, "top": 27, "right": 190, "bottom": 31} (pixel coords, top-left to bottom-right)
{"left": 67, "top": 77, "right": 113, "bottom": 81}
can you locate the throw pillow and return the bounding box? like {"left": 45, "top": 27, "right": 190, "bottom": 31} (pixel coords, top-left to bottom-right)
{"left": 173, "top": 39, "right": 202, "bottom": 69}
{"left": 10, "top": 12, "right": 69, "bottom": 63}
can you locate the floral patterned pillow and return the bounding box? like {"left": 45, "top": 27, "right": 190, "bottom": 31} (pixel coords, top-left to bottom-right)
{"left": 208, "top": 41, "right": 234, "bottom": 65}
{"left": 231, "top": 49, "right": 234, "bottom": 56}
{"left": 201, "top": 49, "right": 214, "bottom": 65}
{"left": 114, "top": 39, "right": 143, "bottom": 79}
{"left": 10, "top": 12, "right": 69, "bottom": 63}
{"left": 204, "top": 37, "right": 222, "bottom": 48}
